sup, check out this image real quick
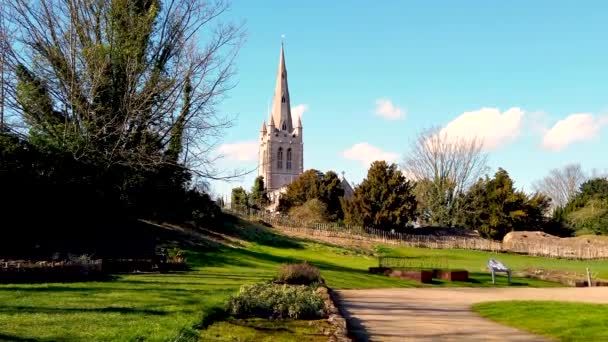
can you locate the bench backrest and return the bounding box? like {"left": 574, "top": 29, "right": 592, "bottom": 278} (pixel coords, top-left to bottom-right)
{"left": 488, "top": 258, "right": 509, "bottom": 272}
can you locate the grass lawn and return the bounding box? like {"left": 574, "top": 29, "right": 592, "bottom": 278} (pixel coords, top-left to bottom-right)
{"left": 382, "top": 245, "right": 608, "bottom": 279}
{"left": 473, "top": 301, "right": 608, "bottom": 341}
{"left": 200, "top": 318, "right": 332, "bottom": 342}
{"left": 0, "top": 216, "right": 590, "bottom": 341}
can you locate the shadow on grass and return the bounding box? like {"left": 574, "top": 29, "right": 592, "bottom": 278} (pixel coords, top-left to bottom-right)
{"left": 0, "top": 333, "right": 42, "bottom": 342}
{"left": 197, "top": 306, "right": 230, "bottom": 329}
{"left": 0, "top": 274, "right": 118, "bottom": 285}
{"left": 0, "top": 305, "right": 168, "bottom": 315}
{"left": 218, "top": 214, "right": 303, "bottom": 249}
{"left": 197, "top": 246, "right": 373, "bottom": 278}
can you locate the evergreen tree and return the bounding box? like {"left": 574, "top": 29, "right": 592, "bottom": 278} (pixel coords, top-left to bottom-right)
{"left": 250, "top": 176, "right": 270, "bottom": 209}
{"left": 231, "top": 187, "right": 248, "bottom": 210}
{"left": 458, "top": 168, "right": 551, "bottom": 239}
{"left": 342, "top": 161, "right": 417, "bottom": 231}
{"left": 559, "top": 177, "right": 608, "bottom": 235}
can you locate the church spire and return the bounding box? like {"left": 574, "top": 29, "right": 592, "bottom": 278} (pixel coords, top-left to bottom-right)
{"left": 271, "top": 41, "right": 293, "bottom": 132}
{"left": 260, "top": 121, "right": 267, "bottom": 134}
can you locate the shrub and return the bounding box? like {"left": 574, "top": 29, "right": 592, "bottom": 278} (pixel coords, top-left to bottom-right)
{"left": 276, "top": 262, "right": 322, "bottom": 285}
{"left": 288, "top": 199, "right": 329, "bottom": 223}
{"left": 226, "top": 282, "right": 325, "bottom": 319}
{"left": 165, "top": 247, "right": 186, "bottom": 263}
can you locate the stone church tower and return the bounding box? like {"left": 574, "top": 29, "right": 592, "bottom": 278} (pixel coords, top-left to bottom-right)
{"left": 258, "top": 42, "right": 303, "bottom": 191}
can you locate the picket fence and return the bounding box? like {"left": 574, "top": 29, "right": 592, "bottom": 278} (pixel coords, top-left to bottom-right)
{"left": 226, "top": 207, "right": 608, "bottom": 260}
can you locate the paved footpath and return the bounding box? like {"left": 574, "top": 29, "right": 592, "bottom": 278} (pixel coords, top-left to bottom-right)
{"left": 336, "top": 287, "right": 608, "bottom": 342}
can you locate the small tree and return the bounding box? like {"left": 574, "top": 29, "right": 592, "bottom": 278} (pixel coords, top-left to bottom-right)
{"left": 559, "top": 177, "right": 608, "bottom": 235}
{"left": 342, "top": 161, "right": 417, "bottom": 231}
{"left": 231, "top": 187, "right": 248, "bottom": 210}
{"left": 278, "top": 169, "right": 345, "bottom": 220}
{"left": 533, "top": 163, "right": 587, "bottom": 209}
{"left": 249, "top": 176, "right": 269, "bottom": 209}
{"left": 458, "top": 168, "right": 551, "bottom": 240}
{"left": 289, "top": 199, "right": 329, "bottom": 223}
{"left": 403, "top": 127, "right": 488, "bottom": 226}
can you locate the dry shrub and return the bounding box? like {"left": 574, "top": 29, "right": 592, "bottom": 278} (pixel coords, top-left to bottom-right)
{"left": 288, "top": 199, "right": 329, "bottom": 223}
{"left": 277, "top": 262, "right": 322, "bottom": 285}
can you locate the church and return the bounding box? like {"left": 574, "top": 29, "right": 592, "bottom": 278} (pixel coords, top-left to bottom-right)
{"left": 257, "top": 42, "right": 304, "bottom": 204}
{"left": 257, "top": 42, "right": 353, "bottom": 207}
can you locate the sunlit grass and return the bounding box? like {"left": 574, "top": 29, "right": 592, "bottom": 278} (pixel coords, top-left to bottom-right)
{"left": 385, "top": 246, "right": 608, "bottom": 278}
{"left": 200, "top": 318, "right": 332, "bottom": 342}
{"left": 473, "top": 301, "right": 608, "bottom": 341}
{"left": 0, "top": 217, "right": 576, "bottom": 341}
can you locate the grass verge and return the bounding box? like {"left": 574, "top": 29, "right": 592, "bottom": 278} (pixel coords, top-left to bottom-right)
{"left": 473, "top": 301, "right": 608, "bottom": 341}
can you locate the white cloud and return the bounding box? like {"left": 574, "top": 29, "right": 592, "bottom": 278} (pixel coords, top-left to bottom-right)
{"left": 440, "top": 107, "right": 524, "bottom": 150}
{"left": 542, "top": 113, "right": 608, "bottom": 151}
{"left": 291, "top": 104, "right": 308, "bottom": 123}
{"left": 374, "top": 98, "right": 405, "bottom": 120}
{"left": 343, "top": 143, "right": 399, "bottom": 167}
{"left": 217, "top": 141, "right": 258, "bottom": 161}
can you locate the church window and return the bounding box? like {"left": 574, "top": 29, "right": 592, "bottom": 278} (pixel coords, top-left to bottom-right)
{"left": 281, "top": 96, "right": 286, "bottom": 103}
{"left": 282, "top": 123, "right": 286, "bottom": 130}
{"left": 277, "top": 148, "right": 283, "bottom": 169}
{"left": 286, "top": 149, "right": 292, "bottom": 169}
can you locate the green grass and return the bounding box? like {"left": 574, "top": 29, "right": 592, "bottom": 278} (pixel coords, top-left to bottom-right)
{"left": 473, "top": 301, "right": 608, "bottom": 341}
{"left": 0, "top": 216, "right": 597, "bottom": 341}
{"left": 384, "top": 246, "right": 608, "bottom": 279}
{"left": 200, "top": 318, "right": 331, "bottom": 341}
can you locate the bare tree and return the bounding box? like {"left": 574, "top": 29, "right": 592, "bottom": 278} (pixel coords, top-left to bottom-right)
{"left": 0, "top": 7, "right": 7, "bottom": 130}
{"left": 533, "top": 163, "right": 587, "bottom": 208}
{"left": 0, "top": 0, "right": 245, "bottom": 179}
{"left": 402, "top": 127, "right": 488, "bottom": 225}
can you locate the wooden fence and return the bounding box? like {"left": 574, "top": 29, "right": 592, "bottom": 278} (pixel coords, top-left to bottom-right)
{"left": 378, "top": 256, "right": 449, "bottom": 269}
{"left": 226, "top": 207, "right": 608, "bottom": 260}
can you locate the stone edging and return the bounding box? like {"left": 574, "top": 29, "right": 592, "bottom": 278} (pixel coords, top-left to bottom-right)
{"left": 316, "top": 286, "right": 351, "bottom": 342}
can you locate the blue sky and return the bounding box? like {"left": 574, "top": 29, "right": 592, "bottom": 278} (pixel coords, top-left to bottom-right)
{"left": 210, "top": 1, "right": 608, "bottom": 198}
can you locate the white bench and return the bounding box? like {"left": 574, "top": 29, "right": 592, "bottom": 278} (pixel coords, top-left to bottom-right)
{"left": 488, "top": 259, "right": 511, "bottom": 284}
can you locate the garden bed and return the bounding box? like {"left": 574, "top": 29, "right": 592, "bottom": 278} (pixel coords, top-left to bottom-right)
{"left": 0, "top": 259, "right": 104, "bottom": 282}
{"left": 0, "top": 254, "right": 188, "bottom": 283}
{"left": 370, "top": 267, "right": 468, "bottom": 283}
{"left": 434, "top": 269, "right": 469, "bottom": 282}
{"left": 369, "top": 267, "right": 434, "bottom": 283}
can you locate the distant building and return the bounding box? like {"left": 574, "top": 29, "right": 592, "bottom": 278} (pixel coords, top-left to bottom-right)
{"left": 258, "top": 42, "right": 303, "bottom": 203}
{"left": 257, "top": 42, "right": 354, "bottom": 210}
{"left": 341, "top": 172, "right": 354, "bottom": 200}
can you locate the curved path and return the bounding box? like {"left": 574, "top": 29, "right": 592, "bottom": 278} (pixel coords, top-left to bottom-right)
{"left": 336, "top": 287, "right": 608, "bottom": 341}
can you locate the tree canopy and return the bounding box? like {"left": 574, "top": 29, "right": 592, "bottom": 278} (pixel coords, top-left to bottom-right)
{"left": 533, "top": 164, "right": 586, "bottom": 209}
{"left": 0, "top": 0, "right": 240, "bottom": 256}
{"left": 249, "top": 176, "right": 270, "bottom": 209}
{"left": 457, "top": 168, "right": 551, "bottom": 240}
{"left": 558, "top": 178, "right": 608, "bottom": 235}
{"left": 278, "top": 169, "right": 345, "bottom": 220}
{"left": 231, "top": 186, "right": 248, "bottom": 210}
{"left": 342, "top": 161, "right": 417, "bottom": 231}
{"left": 403, "top": 127, "right": 488, "bottom": 226}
